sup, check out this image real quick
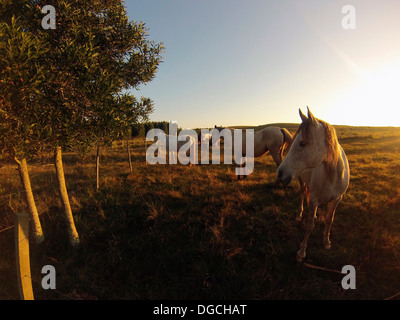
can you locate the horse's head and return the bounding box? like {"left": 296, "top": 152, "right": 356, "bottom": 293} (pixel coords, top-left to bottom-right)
{"left": 211, "top": 125, "right": 228, "bottom": 145}
{"left": 214, "top": 125, "right": 225, "bottom": 131}
{"left": 277, "top": 107, "right": 334, "bottom": 185}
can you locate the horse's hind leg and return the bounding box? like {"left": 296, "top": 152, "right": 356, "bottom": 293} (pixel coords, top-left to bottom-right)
{"left": 236, "top": 163, "right": 242, "bottom": 180}
{"left": 236, "top": 157, "right": 247, "bottom": 180}
{"left": 323, "top": 197, "right": 341, "bottom": 250}
{"left": 271, "top": 148, "right": 283, "bottom": 167}
{"left": 297, "top": 202, "right": 317, "bottom": 262}
{"left": 271, "top": 149, "right": 284, "bottom": 185}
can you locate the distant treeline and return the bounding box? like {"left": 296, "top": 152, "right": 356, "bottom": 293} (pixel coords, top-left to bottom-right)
{"left": 131, "top": 121, "right": 208, "bottom": 138}
{"left": 131, "top": 121, "right": 170, "bottom": 137}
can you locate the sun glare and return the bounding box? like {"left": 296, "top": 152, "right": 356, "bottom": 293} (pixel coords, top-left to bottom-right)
{"left": 333, "top": 61, "right": 400, "bottom": 126}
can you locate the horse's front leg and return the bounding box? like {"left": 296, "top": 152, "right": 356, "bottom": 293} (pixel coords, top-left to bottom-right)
{"left": 297, "top": 193, "right": 305, "bottom": 222}
{"left": 297, "top": 202, "right": 318, "bottom": 262}
{"left": 188, "top": 149, "right": 195, "bottom": 167}
{"left": 296, "top": 177, "right": 307, "bottom": 221}
{"left": 323, "top": 197, "right": 341, "bottom": 250}
{"left": 236, "top": 157, "right": 247, "bottom": 180}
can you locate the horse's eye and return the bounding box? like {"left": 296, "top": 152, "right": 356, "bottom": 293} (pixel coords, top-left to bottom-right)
{"left": 299, "top": 140, "right": 306, "bottom": 147}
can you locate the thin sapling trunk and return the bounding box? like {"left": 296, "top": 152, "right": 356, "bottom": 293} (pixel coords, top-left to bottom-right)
{"left": 15, "top": 157, "right": 45, "bottom": 244}
{"left": 54, "top": 146, "right": 80, "bottom": 247}
{"left": 127, "top": 140, "right": 133, "bottom": 174}
{"left": 96, "top": 146, "right": 100, "bottom": 190}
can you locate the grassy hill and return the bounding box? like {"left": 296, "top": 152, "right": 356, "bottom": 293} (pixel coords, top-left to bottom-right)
{"left": 207, "top": 123, "right": 300, "bottom": 132}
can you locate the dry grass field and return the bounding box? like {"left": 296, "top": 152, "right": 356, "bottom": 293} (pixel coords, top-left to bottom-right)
{"left": 1, "top": 124, "right": 400, "bottom": 300}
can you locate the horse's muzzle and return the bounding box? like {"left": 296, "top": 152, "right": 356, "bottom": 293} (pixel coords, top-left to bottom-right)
{"left": 277, "top": 168, "right": 292, "bottom": 186}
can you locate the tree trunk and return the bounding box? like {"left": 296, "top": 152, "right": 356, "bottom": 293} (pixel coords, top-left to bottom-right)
{"left": 127, "top": 140, "right": 133, "bottom": 174}
{"left": 15, "top": 157, "right": 45, "bottom": 244}
{"left": 96, "top": 146, "right": 100, "bottom": 190}
{"left": 54, "top": 146, "right": 80, "bottom": 247}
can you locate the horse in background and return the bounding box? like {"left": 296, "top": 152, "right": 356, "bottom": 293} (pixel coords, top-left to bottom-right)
{"left": 154, "top": 134, "right": 197, "bottom": 166}
{"left": 198, "top": 131, "right": 220, "bottom": 147}
{"left": 277, "top": 107, "right": 350, "bottom": 262}
{"left": 213, "top": 125, "right": 293, "bottom": 179}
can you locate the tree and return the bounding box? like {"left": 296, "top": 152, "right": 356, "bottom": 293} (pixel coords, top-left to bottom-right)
{"left": 38, "top": 1, "right": 162, "bottom": 245}
{"left": 1, "top": 1, "right": 163, "bottom": 246}
{"left": 144, "top": 122, "right": 155, "bottom": 136}
{"left": 0, "top": 17, "right": 50, "bottom": 244}
{"left": 132, "top": 123, "right": 145, "bottom": 138}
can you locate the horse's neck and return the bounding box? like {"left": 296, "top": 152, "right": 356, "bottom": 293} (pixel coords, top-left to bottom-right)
{"left": 310, "top": 144, "right": 348, "bottom": 197}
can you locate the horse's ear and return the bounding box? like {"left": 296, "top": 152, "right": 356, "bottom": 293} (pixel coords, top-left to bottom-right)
{"left": 307, "top": 106, "right": 317, "bottom": 125}
{"left": 299, "top": 108, "right": 308, "bottom": 123}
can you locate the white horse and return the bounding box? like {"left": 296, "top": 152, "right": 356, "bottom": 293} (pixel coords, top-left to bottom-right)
{"left": 277, "top": 107, "right": 350, "bottom": 262}
{"left": 155, "top": 134, "right": 197, "bottom": 165}
{"left": 214, "top": 125, "right": 293, "bottom": 179}
{"left": 199, "top": 132, "right": 220, "bottom": 147}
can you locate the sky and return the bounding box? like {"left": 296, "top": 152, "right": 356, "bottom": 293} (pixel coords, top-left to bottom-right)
{"left": 125, "top": 0, "right": 400, "bottom": 128}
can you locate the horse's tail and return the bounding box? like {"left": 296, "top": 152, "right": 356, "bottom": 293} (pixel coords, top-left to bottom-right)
{"left": 280, "top": 128, "right": 293, "bottom": 156}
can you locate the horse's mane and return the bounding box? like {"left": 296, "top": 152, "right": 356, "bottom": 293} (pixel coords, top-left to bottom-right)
{"left": 294, "top": 118, "right": 340, "bottom": 179}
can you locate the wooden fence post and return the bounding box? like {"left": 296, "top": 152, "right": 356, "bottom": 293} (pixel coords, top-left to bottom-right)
{"left": 15, "top": 212, "right": 34, "bottom": 300}
{"left": 127, "top": 140, "right": 133, "bottom": 174}
{"left": 145, "top": 139, "right": 148, "bottom": 165}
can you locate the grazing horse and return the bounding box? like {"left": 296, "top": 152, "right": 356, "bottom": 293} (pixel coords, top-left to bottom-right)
{"left": 277, "top": 107, "right": 350, "bottom": 262}
{"left": 198, "top": 132, "right": 220, "bottom": 147}
{"left": 155, "top": 134, "right": 197, "bottom": 166}
{"left": 213, "top": 125, "right": 293, "bottom": 179}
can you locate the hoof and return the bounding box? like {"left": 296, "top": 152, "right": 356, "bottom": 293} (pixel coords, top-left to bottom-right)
{"left": 296, "top": 250, "right": 306, "bottom": 262}
{"left": 324, "top": 243, "right": 332, "bottom": 250}
{"left": 296, "top": 216, "right": 302, "bottom": 222}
